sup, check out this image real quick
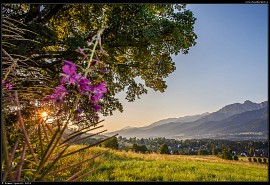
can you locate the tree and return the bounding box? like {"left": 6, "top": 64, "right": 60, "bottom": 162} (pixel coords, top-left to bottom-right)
{"left": 212, "top": 148, "right": 218, "bottom": 156}
{"left": 220, "top": 148, "right": 232, "bottom": 160}
{"left": 198, "top": 149, "right": 209, "bottom": 155}
{"left": 157, "top": 144, "right": 170, "bottom": 154}
{"left": 173, "top": 150, "right": 179, "bottom": 155}
{"left": 131, "top": 144, "right": 139, "bottom": 152}
{"left": 102, "top": 136, "right": 119, "bottom": 150}
{"left": 131, "top": 144, "right": 148, "bottom": 153}
{"left": 249, "top": 148, "right": 254, "bottom": 156}
{"left": 2, "top": 4, "right": 197, "bottom": 124}
{"left": 139, "top": 145, "right": 148, "bottom": 154}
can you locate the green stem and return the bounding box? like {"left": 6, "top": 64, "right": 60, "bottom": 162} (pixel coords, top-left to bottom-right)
{"left": 14, "top": 91, "right": 38, "bottom": 162}
{"left": 1, "top": 114, "right": 14, "bottom": 181}
{"left": 84, "top": 28, "right": 105, "bottom": 77}
{"left": 2, "top": 49, "right": 18, "bottom": 81}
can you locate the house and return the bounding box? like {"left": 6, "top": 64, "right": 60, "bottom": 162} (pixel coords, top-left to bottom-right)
{"left": 240, "top": 153, "right": 247, "bottom": 157}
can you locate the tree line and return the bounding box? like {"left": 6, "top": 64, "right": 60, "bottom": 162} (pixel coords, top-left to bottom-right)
{"left": 100, "top": 136, "right": 268, "bottom": 158}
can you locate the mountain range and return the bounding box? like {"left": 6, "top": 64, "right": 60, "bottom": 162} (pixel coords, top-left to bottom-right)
{"left": 104, "top": 100, "right": 268, "bottom": 140}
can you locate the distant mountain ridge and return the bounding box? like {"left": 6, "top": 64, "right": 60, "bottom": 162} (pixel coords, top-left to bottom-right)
{"left": 139, "top": 112, "right": 210, "bottom": 130}
{"left": 104, "top": 100, "right": 268, "bottom": 140}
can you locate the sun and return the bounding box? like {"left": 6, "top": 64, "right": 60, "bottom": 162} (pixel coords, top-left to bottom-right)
{"left": 41, "top": 111, "right": 48, "bottom": 118}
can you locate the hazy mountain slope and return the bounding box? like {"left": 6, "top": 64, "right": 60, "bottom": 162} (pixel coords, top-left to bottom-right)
{"left": 104, "top": 100, "right": 268, "bottom": 139}
{"left": 105, "top": 112, "right": 209, "bottom": 138}
{"left": 180, "top": 107, "right": 268, "bottom": 136}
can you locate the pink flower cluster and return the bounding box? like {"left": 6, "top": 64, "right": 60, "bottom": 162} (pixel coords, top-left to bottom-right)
{"left": 43, "top": 60, "right": 107, "bottom": 114}
{"left": 2, "top": 80, "right": 13, "bottom": 90}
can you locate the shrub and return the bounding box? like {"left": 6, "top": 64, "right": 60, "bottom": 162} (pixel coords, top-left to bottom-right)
{"left": 253, "top": 157, "right": 257, "bottom": 162}
{"left": 157, "top": 144, "right": 170, "bottom": 154}
{"left": 212, "top": 148, "right": 218, "bottom": 156}
{"left": 248, "top": 157, "right": 252, "bottom": 162}
{"left": 219, "top": 148, "right": 232, "bottom": 160}
{"left": 233, "top": 155, "right": 239, "bottom": 161}
{"left": 102, "top": 136, "right": 119, "bottom": 150}
{"left": 198, "top": 149, "right": 209, "bottom": 155}
{"left": 258, "top": 158, "right": 262, "bottom": 163}
{"left": 263, "top": 157, "right": 267, "bottom": 164}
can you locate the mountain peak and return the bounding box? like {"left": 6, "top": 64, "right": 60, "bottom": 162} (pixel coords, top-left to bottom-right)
{"left": 121, "top": 126, "right": 134, "bottom": 130}
{"left": 218, "top": 100, "right": 267, "bottom": 115}
{"left": 244, "top": 100, "right": 253, "bottom": 104}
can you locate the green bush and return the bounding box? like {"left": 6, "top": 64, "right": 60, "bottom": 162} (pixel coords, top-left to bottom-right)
{"left": 263, "top": 158, "right": 267, "bottom": 164}
{"left": 233, "top": 155, "right": 239, "bottom": 161}
{"left": 157, "top": 144, "right": 170, "bottom": 154}
{"left": 248, "top": 157, "right": 252, "bottom": 162}
{"left": 219, "top": 148, "right": 232, "bottom": 160}
{"left": 198, "top": 149, "right": 209, "bottom": 155}
{"left": 258, "top": 158, "right": 262, "bottom": 163}
{"left": 253, "top": 157, "right": 257, "bottom": 162}
{"left": 212, "top": 148, "right": 218, "bottom": 156}
{"left": 102, "top": 136, "right": 119, "bottom": 150}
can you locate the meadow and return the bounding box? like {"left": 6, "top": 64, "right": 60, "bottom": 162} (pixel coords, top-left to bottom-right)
{"left": 52, "top": 145, "right": 268, "bottom": 182}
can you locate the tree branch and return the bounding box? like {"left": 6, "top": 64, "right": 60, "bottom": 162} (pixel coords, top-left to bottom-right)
{"left": 38, "top": 5, "right": 65, "bottom": 24}
{"left": 24, "top": 4, "right": 42, "bottom": 24}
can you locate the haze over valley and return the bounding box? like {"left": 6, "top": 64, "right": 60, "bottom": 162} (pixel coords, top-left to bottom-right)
{"left": 104, "top": 100, "right": 268, "bottom": 140}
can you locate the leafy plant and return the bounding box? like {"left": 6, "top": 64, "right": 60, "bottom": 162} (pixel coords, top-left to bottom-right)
{"left": 2, "top": 4, "right": 198, "bottom": 117}
{"left": 2, "top": 15, "right": 116, "bottom": 182}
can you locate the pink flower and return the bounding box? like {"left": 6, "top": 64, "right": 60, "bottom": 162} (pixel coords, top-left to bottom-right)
{"left": 93, "top": 104, "right": 101, "bottom": 112}
{"left": 89, "top": 82, "right": 107, "bottom": 103}
{"left": 6, "top": 83, "right": 13, "bottom": 90}
{"left": 43, "top": 85, "right": 68, "bottom": 102}
{"left": 62, "top": 60, "right": 76, "bottom": 75}
{"left": 78, "top": 77, "right": 90, "bottom": 93}
{"left": 60, "top": 60, "right": 77, "bottom": 85}
{"left": 70, "top": 73, "right": 82, "bottom": 84}
{"left": 2, "top": 80, "right": 13, "bottom": 90}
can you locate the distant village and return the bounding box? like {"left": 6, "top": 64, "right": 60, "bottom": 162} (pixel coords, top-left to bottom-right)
{"left": 116, "top": 137, "right": 268, "bottom": 158}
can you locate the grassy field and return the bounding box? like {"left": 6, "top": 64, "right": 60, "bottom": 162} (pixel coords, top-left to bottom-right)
{"left": 53, "top": 145, "right": 268, "bottom": 182}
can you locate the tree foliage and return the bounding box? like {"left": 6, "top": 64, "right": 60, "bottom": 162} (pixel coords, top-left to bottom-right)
{"left": 157, "top": 144, "right": 170, "bottom": 154}
{"left": 198, "top": 149, "right": 209, "bottom": 155}
{"left": 131, "top": 144, "right": 148, "bottom": 153}
{"left": 102, "top": 136, "right": 119, "bottom": 150}
{"left": 212, "top": 148, "right": 218, "bottom": 156}
{"left": 219, "top": 148, "right": 232, "bottom": 160}
{"left": 2, "top": 4, "right": 197, "bottom": 121}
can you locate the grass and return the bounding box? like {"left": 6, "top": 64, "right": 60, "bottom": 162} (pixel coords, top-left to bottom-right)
{"left": 53, "top": 145, "right": 268, "bottom": 182}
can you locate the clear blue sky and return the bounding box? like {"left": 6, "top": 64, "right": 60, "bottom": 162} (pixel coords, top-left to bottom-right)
{"left": 102, "top": 4, "right": 268, "bottom": 132}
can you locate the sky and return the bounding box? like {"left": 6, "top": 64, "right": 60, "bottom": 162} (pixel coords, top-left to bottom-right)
{"left": 102, "top": 4, "right": 268, "bottom": 132}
